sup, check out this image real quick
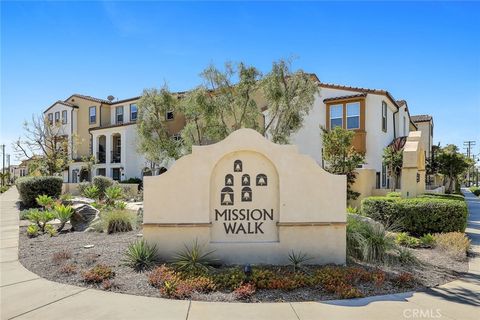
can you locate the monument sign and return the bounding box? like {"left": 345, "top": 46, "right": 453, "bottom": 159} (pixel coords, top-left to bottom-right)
{"left": 143, "top": 129, "right": 346, "bottom": 264}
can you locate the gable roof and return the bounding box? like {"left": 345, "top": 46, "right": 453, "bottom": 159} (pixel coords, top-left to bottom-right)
{"left": 65, "top": 94, "right": 111, "bottom": 104}
{"left": 411, "top": 115, "right": 433, "bottom": 123}
{"left": 43, "top": 100, "right": 78, "bottom": 114}
{"left": 323, "top": 93, "right": 367, "bottom": 103}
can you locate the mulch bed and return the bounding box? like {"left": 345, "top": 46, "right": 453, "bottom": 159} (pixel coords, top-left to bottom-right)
{"left": 18, "top": 225, "right": 468, "bottom": 302}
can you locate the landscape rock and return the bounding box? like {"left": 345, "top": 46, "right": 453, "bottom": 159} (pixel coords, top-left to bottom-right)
{"left": 70, "top": 204, "right": 100, "bottom": 232}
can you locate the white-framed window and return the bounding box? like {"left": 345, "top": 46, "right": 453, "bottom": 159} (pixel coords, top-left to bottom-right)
{"left": 346, "top": 102, "right": 360, "bottom": 130}
{"left": 48, "top": 113, "right": 53, "bottom": 125}
{"left": 382, "top": 101, "right": 388, "bottom": 132}
{"left": 130, "top": 103, "right": 137, "bottom": 121}
{"left": 54, "top": 111, "right": 60, "bottom": 123}
{"left": 166, "top": 110, "right": 174, "bottom": 121}
{"left": 381, "top": 163, "right": 387, "bottom": 188}
{"left": 89, "top": 106, "right": 96, "bottom": 124}
{"left": 330, "top": 104, "right": 343, "bottom": 129}
{"left": 116, "top": 106, "right": 124, "bottom": 124}
{"left": 62, "top": 110, "right": 68, "bottom": 124}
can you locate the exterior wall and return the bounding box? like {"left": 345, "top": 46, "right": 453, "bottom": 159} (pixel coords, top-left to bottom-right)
{"left": 43, "top": 103, "right": 75, "bottom": 158}
{"left": 91, "top": 124, "right": 147, "bottom": 181}
{"left": 415, "top": 121, "right": 433, "bottom": 159}
{"left": 348, "top": 168, "right": 376, "bottom": 208}
{"left": 290, "top": 88, "right": 401, "bottom": 178}
{"left": 63, "top": 96, "right": 109, "bottom": 159}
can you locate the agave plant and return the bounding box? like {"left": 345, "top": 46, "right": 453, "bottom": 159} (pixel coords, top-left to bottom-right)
{"left": 123, "top": 240, "right": 158, "bottom": 271}
{"left": 53, "top": 204, "right": 74, "bottom": 232}
{"left": 105, "top": 186, "right": 123, "bottom": 206}
{"left": 172, "top": 239, "right": 217, "bottom": 275}
{"left": 288, "top": 250, "right": 312, "bottom": 272}
{"left": 83, "top": 185, "right": 100, "bottom": 199}
{"left": 27, "top": 209, "right": 55, "bottom": 232}
{"left": 36, "top": 194, "right": 54, "bottom": 210}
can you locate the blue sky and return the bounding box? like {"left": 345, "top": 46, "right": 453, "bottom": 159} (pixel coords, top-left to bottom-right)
{"left": 1, "top": 1, "right": 479, "bottom": 165}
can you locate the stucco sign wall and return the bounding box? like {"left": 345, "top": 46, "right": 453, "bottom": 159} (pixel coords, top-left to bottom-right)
{"left": 143, "top": 129, "right": 347, "bottom": 265}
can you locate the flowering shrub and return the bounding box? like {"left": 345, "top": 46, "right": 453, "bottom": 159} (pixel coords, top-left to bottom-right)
{"left": 233, "top": 283, "right": 256, "bottom": 299}
{"left": 82, "top": 264, "right": 114, "bottom": 283}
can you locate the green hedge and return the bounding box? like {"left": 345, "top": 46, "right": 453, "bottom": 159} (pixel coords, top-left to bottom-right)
{"left": 361, "top": 196, "right": 468, "bottom": 236}
{"left": 470, "top": 186, "right": 480, "bottom": 196}
{"left": 418, "top": 193, "right": 465, "bottom": 201}
{"left": 16, "top": 176, "right": 63, "bottom": 208}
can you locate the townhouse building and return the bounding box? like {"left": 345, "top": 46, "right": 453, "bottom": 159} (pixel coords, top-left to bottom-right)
{"left": 42, "top": 75, "right": 433, "bottom": 195}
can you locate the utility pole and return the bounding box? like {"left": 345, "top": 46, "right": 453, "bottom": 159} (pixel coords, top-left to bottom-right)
{"left": 464, "top": 141, "right": 476, "bottom": 187}
{"left": 1, "top": 144, "right": 5, "bottom": 187}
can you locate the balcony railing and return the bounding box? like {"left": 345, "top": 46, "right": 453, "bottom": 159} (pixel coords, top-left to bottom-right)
{"left": 97, "top": 151, "right": 106, "bottom": 164}
{"left": 111, "top": 151, "right": 121, "bottom": 163}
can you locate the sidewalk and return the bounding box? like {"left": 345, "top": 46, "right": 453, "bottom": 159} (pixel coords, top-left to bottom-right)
{"left": 1, "top": 187, "right": 479, "bottom": 320}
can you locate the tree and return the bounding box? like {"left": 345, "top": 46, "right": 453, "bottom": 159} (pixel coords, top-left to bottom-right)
{"left": 436, "top": 144, "right": 471, "bottom": 193}
{"left": 382, "top": 146, "right": 403, "bottom": 191}
{"left": 261, "top": 59, "right": 319, "bottom": 144}
{"left": 321, "top": 127, "right": 365, "bottom": 200}
{"left": 13, "top": 115, "right": 71, "bottom": 176}
{"left": 180, "top": 62, "right": 262, "bottom": 151}
{"left": 136, "top": 86, "right": 182, "bottom": 165}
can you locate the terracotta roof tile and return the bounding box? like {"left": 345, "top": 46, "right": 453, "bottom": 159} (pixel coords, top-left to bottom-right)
{"left": 411, "top": 115, "right": 432, "bottom": 123}
{"left": 323, "top": 93, "right": 367, "bottom": 103}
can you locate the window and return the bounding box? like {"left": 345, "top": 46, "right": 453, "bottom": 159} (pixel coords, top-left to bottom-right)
{"left": 382, "top": 101, "right": 388, "bottom": 132}
{"left": 346, "top": 102, "right": 360, "bottom": 129}
{"left": 55, "top": 112, "right": 60, "bottom": 123}
{"left": 130, "top": 103, "right": 137, "bottom": 122}
{"left": 330, "top": 104, "right": 343, "bottom": 129}
{"left": 62, "top": 110, "right": 68, "bottom": 124}
{"left": 116, "top": 106, "right": 124, "bottom": 124}
{"left": 48, "top": 113, "right": 53, "bottom": 125}
{"left": 166, "top": 110, "right": 174, "bottom": 121}
{"left": 89, "top": 106, "right": 96, "bottom": 124}
{"left": 381, "top": 163, "right": 387, "bottom": 188}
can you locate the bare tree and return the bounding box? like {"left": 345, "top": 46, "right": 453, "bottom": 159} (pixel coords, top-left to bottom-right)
{"left": 13, "top": 115, "right": 72, "bottom": 176}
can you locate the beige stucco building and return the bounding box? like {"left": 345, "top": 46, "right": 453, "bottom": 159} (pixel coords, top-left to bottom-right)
{"left": 41, "top": 74, "right": 433, "bottom": 190}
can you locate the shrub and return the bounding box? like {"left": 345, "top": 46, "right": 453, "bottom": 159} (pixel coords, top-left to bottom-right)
{"left": 470, "top": 186, "right": 480, "bottom": 196}
{"left": 16, "top": 176, "right": 63, "bottom": 208}
{"left": 419, "top": 234, "right": 436, "bottom": 248}
{"left": 93, "top": 176, "right": 114, "bottom": 198}
{"left": 434, "top": 232, "right": 470, "bottom": 260}
{"left": 233, "top": 283, "right": 256, "bottom": 299}
{"left": 172, "top": 239, "right": 217, "bottom": 275}
{"left": 78, "top": 182, "right": 92, "bottom": 196}
{"left": 36, "top": 194, "right": 55, "bottom": 209}
{"left": 287, "top": 250, "right": 312, "bottom": 272}
{"left": 102, "top": 210, "right": 135, "bottom": 234}
{"left": 395, "top": 232, "right": 420, "bottom": 248}
{"left": 115, "top": 201, "right": 127, "bottom": 210}
{"left": 52, "top": 250, "right": 72, "bottom": 264}
{"left": 122, "top": 177, "right": 143, "bottom": 190}
{"left": 123, "top": 240, "right": 158, "bottom": 271}
{"left": 148, "top": 265, "right": 178, "bottom": 288}
{"left": 82, "top": 185, "right": 100, "bottom": 200}
{"left": 211, "top": 268, "right": 246, "bottom": 290}
{"left": 45, "top": 224, "right": 58, "bottom": 237}
{"left": 346, "top": 214, "right": 395, "bottom": 263}
{"left": 167, "top": 277, "right": 216, "bottom": 299}
{"left": 392, "top": 272, "right": 415, "bottom": 287}
{"left": 82, "top": 264, "right": 114, "bottom": 283}
{"left": 27, "top": 209, "right": 55, "bottom": 232}
{"left": 347, "top": 206, "right": 358, "bottom": 214}
{"left": 59, "top": 193, "right": 73, "bottom": 203}
{"left": 361, "top": 196, "right": 468, "bottom": 236}
{"left": 26, "top": 224, "right": 39, "bottom": 237}
{"left": 418, "top": 193, "right": 465, "bottom": 201}
{"left": 105, "top": 185, "right": 123, "bottom": 206}
{"left": 53, "top": 204, "right": 73, "bottom": 232}
{"left": 59, "top": 263, "right": 77, "bottom": 275}
{"left": 386, "top": 192, "right": 401, "bottom": 198}
{"left": 396, "top": 247, "right": 418, "bottom": 265}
